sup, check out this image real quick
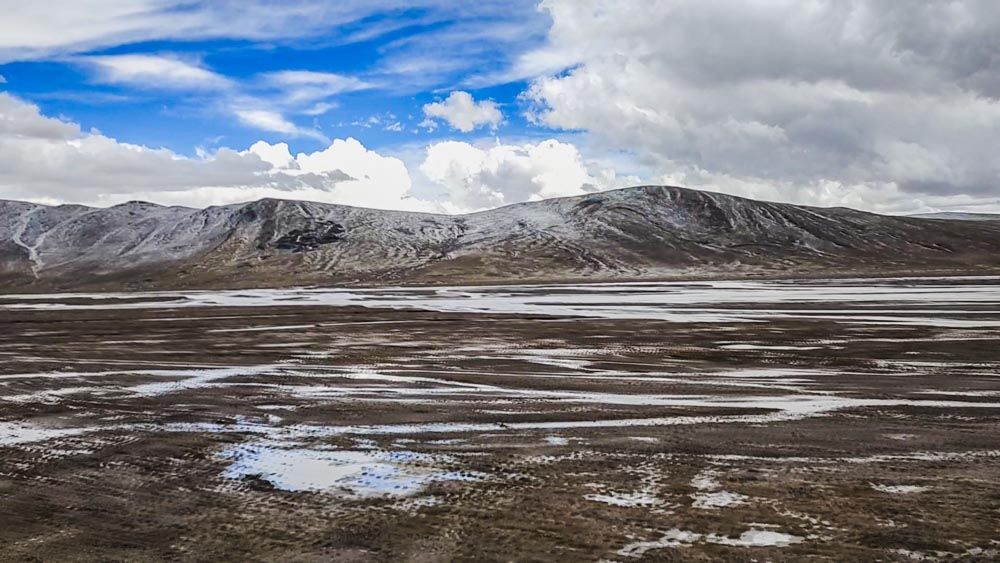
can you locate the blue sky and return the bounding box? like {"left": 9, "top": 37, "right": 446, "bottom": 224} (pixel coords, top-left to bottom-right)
{"left": 0, "top": 1, "right": 997, "bottom": 214}
{"left": 1, "top": 3, "right": 547, "bottom": 154}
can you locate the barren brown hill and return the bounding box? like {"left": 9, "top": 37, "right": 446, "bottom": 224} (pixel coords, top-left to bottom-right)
{"left": 2, "top": 185, "right": 1000, "bottom": 291}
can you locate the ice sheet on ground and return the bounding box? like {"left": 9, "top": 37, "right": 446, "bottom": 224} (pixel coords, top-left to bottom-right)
{"left": 692, "top": 490, "right": 749, "bottom": 509}
{"left": 710, "top": 529, "right": 804, "bottom": 547}
{"left": 0, "top": 421, "right": 94, "bottom": 445}
{"left": 7, "top": 277, "right": 1000, "bottom": 327}
{"left": 870, "top": 483, "right": 929, "bottom": 494}
{"left": 720, "top": 344, "right": 825, "bottom": 350}
{"left": 689, "top": 468, "right": 748, "bottom": 508}
{"left": 220, "top": 444, "right": 476, "bottom": 496}
{"left": 617, "top": 527, "right": 803, "bottom": 556}
{"left": 584, "top": 491, "right": 658, "bottom": 507}
{"left": 617, "top": 529, "right": 701, "bottom": 556}
{"left": 130, "top": 364, "right": 282, "bottom": 396}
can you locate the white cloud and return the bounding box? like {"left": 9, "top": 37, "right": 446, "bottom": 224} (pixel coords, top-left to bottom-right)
{"left": 258, "top": 70, "right": 372, "bottom": 123}
{"left": 0, "top": 3, "right": 546, "bottom": 144}
{"left": 301, "top": 102, "right": 337, "bottom": 116}
{"left": 653, "top": 165, "right": 1000, "bottom": 215}
{"left": 0, "top": 99, "right": 84, "bottom": 143}
{"left": 77, "top": 55, "right": 370, "bottom": 137}
{"left": 0, "top": 93, "right": 267, "bottom": 199}
{"left": 76, "top": 54, "right": 375, "bottom": 139}
{"left": 422, "top": 91, "right": 502, "bottom": 133}
{"left": 0, "top": 92, "right": 642, "bottom": 214}
{"left": 350, "top": 113, "right": 404, "bottom": 131}
{"left": 4, "top": 1, "right": 999, "bottom": 216}
{"left": 289, "top": 138, "right": 416, "bottom": 209}
{"left": 519, "top": 0, "right": 1000, "bottom": 211}
{"left": 81, "top": 54, "right": 232, "bottom": 90}
{"left": 0, "top": 1, "right": 548, "bottom": 96}
{"left": 352, "top": 116, "right": 380, "bottom": 128}
{"left": 0, "top": 92, "right": 428, "bottom": 210}
{"left": 247, "top": 141, "right": 297, "bottom": 169}
{"left": 0, "top": 2, "right": 406, "bottom": 62}
{"left": 233, "top": 108, "right": 326, "bottom": 142}
{"left": 419, "top": 138, "right": 632, "bottom": 210}
{"left": 247, "top": 71, "right": 369, "bottom": 124}
{"left": 260, "top": 70, "right": 369, "bottom": 103}
{"left": 0, "top": 74, "right": 6, "bottom": 84}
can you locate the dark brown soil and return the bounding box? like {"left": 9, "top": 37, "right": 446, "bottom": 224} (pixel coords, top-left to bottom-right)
{"left": 1, "top": 286, "right": 999, "bottom": 562}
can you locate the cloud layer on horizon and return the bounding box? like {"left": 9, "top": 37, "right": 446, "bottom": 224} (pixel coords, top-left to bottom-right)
{"left": 0, "top": 93, "right": 622, "bottom": 212}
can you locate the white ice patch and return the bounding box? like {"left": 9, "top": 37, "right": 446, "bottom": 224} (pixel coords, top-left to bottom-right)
{"left": 710, "top": 529, "right": 804, "bottom": 547}
{"left": 692, "top": 490, "right": 749, "bottom": 509}
{"left": 690, "top": 468, "right": 748, "bottom": 509}
{"left": 585, "top": 491, "right": 658, "bottom": 507}
{"left": 719, "top": 344, "right": 824, "bottom": 351}
{"left": 220, "top": 444, "right": 476, "bottom": 497}
{"left": 208, "top": 324, "right": 316, "bottom": 333}
{"left": 690, "top": 469, "right": 721, "bottom": 491}
{"left": 511, "top": 348, "right": 601, "bottom": 370}
{"left": 713, "top": 450, "right": 1000, "bottom": 465}
{"left": 131, "top": 364, "right": 281, "bottom": 396}
{"left": 152, "top": 392, "right": 1000, "bottom": 439}
{"left": 9, "top": 276, "right": 1000, "bottom": 328}
{"left": 391, "top": 495, "right": 445, "bottom": 512}
{"left": 617, "top": 527, "right": 803, "bottom": 556}
{"left": 617, "top": 529, "right": 701, "bottom": 556}
{"left": 0, "top": 421, "right": 93, "bottom": 445}
{"left": 870, "top": 483, "right": 929, "bottom": 494}
{"left": 915, "top": 389, "right": 1000, "bottom": 397}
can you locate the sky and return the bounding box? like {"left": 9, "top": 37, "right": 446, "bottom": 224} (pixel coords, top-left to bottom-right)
{"left": 0, "top": 0, "right": 998, "bottom": 214}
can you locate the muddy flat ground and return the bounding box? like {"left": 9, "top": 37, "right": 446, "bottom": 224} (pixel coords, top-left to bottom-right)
{"left": 1, "top": 277, "right": 999, "bottom": 562}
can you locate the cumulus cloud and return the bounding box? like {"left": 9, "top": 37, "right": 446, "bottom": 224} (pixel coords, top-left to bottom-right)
{"left": 0, "top": 93, "right": 265, "bottom": 198}
{"left": 419, "top": 138, "right": 631, "bottom": 210}
{"left": 0, "top": 92, "right": 426, "bottom": 210}
{"left": 422, "top": 91, "right": 503, "bottom": 132}
{"left": 0, "top": 92, "right": 637, "bottom": 213}
{"left": 281, "top": 138, "right": 415, "bottom": 209}
{"left": 519, "top": 0, "right": 1000, "bottom": 212}
{"left": 81, "top": 54, "right": 232, "bottom": 90}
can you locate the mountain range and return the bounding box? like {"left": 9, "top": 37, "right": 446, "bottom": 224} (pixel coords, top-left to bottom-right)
{"left": 2, "top": 185, "right": 1000, "bottom": 291}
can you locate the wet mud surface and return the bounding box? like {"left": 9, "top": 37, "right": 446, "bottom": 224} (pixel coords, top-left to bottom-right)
{"left": 1, "top": 278, "right": 999, "bottom": 561}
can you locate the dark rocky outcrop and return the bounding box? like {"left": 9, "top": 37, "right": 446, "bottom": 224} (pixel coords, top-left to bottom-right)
{"left": 273, "top": 222, "right": 345, "bottom": 252}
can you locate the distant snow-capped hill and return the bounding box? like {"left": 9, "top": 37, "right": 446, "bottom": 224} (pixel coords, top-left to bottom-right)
{"left": 3, "top": 185, "right": 1000, "bottom": 290}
